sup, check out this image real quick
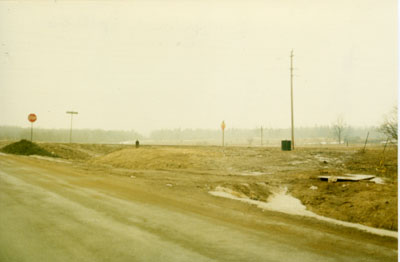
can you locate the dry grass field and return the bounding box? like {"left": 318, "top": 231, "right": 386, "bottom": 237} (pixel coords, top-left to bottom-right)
{"left": 1, "top": 141, "right": 397, "bottom": 230}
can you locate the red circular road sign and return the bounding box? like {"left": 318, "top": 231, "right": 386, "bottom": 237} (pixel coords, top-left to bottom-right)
{"left": 28, "top": 113, "right": 37, "bottom": 123}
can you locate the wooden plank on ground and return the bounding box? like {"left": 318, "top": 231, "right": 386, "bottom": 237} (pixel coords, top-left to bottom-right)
{"left": 318, "top": 174, "right": 375, "bottom": 182}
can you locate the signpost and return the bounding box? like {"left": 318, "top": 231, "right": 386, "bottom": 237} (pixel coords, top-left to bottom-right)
{"left": 66, "top": 111, "right": 78, "bottom": 143}
{"left": 28, "top": 113, "right": 37, "bottom": 141}
{"left": 221, "top": 121, "right": 226, "bottom": 147}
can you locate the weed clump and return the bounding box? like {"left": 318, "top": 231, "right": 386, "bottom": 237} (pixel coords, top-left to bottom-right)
{"left": 1, "top": 139, "right": 56, "bottom": 157}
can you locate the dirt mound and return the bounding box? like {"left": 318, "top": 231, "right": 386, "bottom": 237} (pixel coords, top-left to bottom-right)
{"left": 39, "top": 143, "right": 127, "bottom": 160}
{"left": 1, "top": 139, "right": 56, "bottom": 157}
{"left": 91, "top": 146, "right": 224, "bottom": 170}
{"left": 40, "top": 144, "right": 92, "bottom": 160}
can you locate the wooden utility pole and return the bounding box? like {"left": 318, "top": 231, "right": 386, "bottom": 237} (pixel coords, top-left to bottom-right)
{"left": 222, "top": 130, "right": 224, "bottom": 147}
{"left": 377, "top": 137, "right": 390, "bottom": 172}
{"left": 290, "top": 50, "right": 295, "bottom": 150}
{"left": 66, "top": 111, "right": 78, "bottom": 143}
{"left": 221, "top": 121, "right": 226, "bottom": 147}
{"left": 362, "top": 131, "right": 370, "bottom": 153}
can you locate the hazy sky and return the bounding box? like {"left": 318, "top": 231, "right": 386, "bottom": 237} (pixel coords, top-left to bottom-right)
{"left": 0, "top": 0, "right": 397, "bottom": 135}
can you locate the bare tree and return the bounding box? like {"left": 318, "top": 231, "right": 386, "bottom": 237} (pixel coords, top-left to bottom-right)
{"left": 379, "top": 106, "right": 397, "bottom": 141}
{"left": 332, "top": 115, "right": 346, "bottom": 144}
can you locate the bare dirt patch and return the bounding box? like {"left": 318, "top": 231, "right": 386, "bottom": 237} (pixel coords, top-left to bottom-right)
{"left": 39, "top": 143, "right": 128, "bottom": 160}
{"left": 91, "top": 146, "right": 224, "bottom": 170}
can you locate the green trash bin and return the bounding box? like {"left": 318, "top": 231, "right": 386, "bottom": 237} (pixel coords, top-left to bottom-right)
{"left": 281, "top": 140, "right": 292, "bottom": 151}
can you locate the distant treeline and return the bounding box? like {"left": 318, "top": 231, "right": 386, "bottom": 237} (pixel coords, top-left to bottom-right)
{"left": 0, "top": 125, "right": 385, "bottom": 145}
{"left": 0, "top": 126, "right": 142, "bottom": 144}
{"left": 149, "top": 126, "right": 384, "bottom": 145}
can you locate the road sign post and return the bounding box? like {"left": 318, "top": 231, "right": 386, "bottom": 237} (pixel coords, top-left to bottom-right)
{"left": 28, "top": 113, "right": 37, "bottom": 142}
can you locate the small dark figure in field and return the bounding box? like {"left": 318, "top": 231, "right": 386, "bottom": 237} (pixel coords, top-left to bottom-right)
{"left": 135, "top": 140, "right": 140, "bottom": 148}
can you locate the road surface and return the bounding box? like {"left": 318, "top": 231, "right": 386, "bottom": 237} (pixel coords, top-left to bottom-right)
{"left": 0, "top": 154, "right": 397, "bottom": 261}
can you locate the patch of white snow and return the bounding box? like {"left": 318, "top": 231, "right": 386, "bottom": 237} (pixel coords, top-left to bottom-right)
{"left": 209, "top": 187, "right": 397, "bottom": 238}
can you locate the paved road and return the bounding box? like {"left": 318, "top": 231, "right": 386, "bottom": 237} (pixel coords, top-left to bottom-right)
{"left": 0, "top": 155, "right": 397, "bottom": 261}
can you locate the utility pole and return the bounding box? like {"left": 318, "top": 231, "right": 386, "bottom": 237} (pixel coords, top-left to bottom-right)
{"left": 362, "top": 131, "right": 370, "bottom": 153}
{"left": 290, "top": 50, "right": 295, "bottom": 150}
{"left": 66, "top": 111, "right": 78, "bottom": 143}
{"left": 221, "top": 121, "right": 226, "bottom": 147}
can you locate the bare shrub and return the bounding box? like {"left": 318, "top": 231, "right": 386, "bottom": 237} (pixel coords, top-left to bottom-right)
{"left": 379, "top": 106, "right": 398, "bottom": 141}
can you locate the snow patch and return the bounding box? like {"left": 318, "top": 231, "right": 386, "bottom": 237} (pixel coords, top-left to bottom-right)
{"left": 314, "top": 155, "right": 331, "bottom": 162}
{"left": 371, "top": 177, "right": 385, "bottom": 184}
{"left": 209, "top": 187, "right": 397, "bottom": 238}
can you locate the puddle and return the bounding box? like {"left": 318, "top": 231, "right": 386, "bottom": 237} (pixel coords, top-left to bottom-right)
{"left": 209, "top": 187, "right": 397, "bottom": 238}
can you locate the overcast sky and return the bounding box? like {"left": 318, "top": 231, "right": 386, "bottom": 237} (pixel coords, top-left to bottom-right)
{"left": 0, "top": 0, "right": 397, "bottom": 135}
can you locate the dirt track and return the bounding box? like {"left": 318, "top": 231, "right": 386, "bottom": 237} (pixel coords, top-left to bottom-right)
{"left": 0, "top": 153, "right": 397, "bottom": 262}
